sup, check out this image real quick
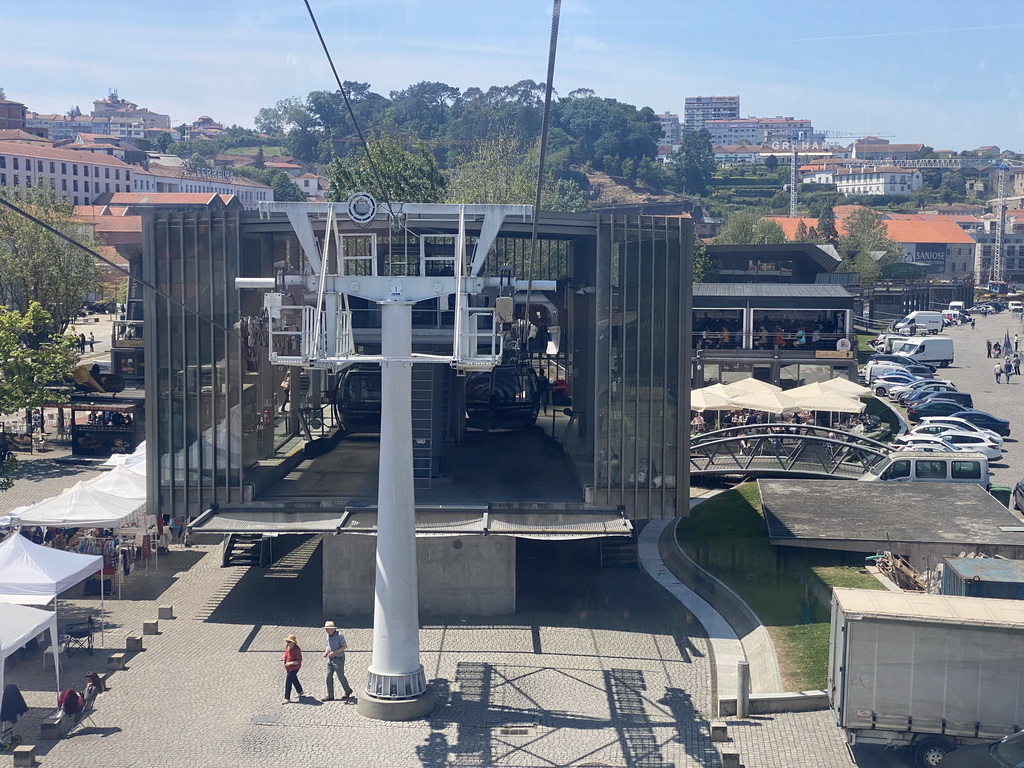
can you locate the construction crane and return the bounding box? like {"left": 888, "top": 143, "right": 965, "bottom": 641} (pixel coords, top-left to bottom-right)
{"left": 783, "top": 130, "right": 894, "bottom": 217}
{"left": 994, "top": 162, "right": 1010, "bottom": 283}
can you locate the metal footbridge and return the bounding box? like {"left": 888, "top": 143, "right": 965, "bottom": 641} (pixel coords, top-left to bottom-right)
{"left": 690, "top": 425, "right": 891, "bottom": 479}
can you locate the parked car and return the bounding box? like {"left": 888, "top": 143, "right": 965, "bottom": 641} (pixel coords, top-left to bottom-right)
{"left": 951, "top": 409, "right": 1012, "bottom": 437}
{"left": 938, "top": 432, "right": 1003, "bottom": 460}
{"left": 904, "top": 390, "right": 973, "bottom": 410}
{"left": 889, "top": 379, "right": 956, "bottom": 402}
{"left": 907, "top": 398, "right": 968, "bottom": 423}
{"left": 910, "top": 423, "right": 1004, "bottom": 447}
{"left": 919, "top": 416, "right": 1004, "bottom": 443}
{"left": 871, "top": 373, "right": 922, "bottom": 397}
{"left": 889, "top": 435, "right": 958, "bottom": 453}
{"left": 940, "top": 728, "right": 1024, "bottom": 767}
{"left": 868, "top": 353, "right": 937, "bottom": 373}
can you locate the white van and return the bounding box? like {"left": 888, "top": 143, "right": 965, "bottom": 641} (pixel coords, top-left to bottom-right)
{"left": 947, "top": 301, "right": 966, "bottom": 313}
{"left": 892, "top": 335, "right": 954, "bottom": 367}
{"left": 1008, "top": 300, "right": 1023, "bottom": 313}
{"left": 860, "top": 451, "right": 989, "bottom": 486}
{"left": 870, "top": 334, "right": 913, "bottom": 354}
{"left": 893, "top": 311, "right": 943, "bottom": 335}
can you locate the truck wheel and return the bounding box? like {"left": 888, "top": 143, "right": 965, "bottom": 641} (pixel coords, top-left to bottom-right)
{"left": 914, "top": 737, "right": 954, "bottom": 767}
{"left": 940, "top": 360, "right": 950, "bottom": 368}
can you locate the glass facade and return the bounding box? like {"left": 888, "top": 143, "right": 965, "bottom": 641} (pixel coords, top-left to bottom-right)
{"left": 144, "top": 204, "right": 693, "bottom": 522}
{"left": 593, "top": 215, "right": 691, "bottom": 520}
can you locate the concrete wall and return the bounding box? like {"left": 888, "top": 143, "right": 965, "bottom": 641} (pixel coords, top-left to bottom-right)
{"left": 322, "top": 534, "right": 516, "bottom": 617}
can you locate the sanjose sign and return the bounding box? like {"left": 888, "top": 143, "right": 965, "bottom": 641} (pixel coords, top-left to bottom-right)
{"left": 770, "top": 140, "right": 843, "bottom": 151}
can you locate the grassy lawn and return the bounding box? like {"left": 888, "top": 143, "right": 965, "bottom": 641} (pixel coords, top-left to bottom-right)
{"left": 222, "top": 146, "right": 287, "bottom": 156}
{"left": 677, "top": 483, "right": 886, "bottom": 690}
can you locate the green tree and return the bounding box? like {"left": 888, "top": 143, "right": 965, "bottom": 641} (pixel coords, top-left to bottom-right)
{"left": 327, "top": 133, "right": 445, "bottom": 204}
{"left": 152, "top": 131, "right": 174, "bottom": 153}
{"left": 445, "top": 136, "right": 587, "bottom": 212}
{"left": 0, "top": 183, "right": 101, "bottom": 333}
{"left": 692, "top": 236, "right": 715, "bottom": 283}
{"left": 271, "top": 171, "right": 306, "bottom": 202}
{"left": 839, "top": 207, "right": 903, "bottom": 283}
{"left": 671, "top": 129, "right": 716, "bottom": 195}
{"left": 254, "top": 146, "right": 266, "bottom": 170}
{"left": 764, "top": 154, "right": 779, "bottom": 173}
{"left": 713, "top": 211, "right": 786, "bottom": 245}
{"left": 0, "top": 303, "right": 78, "bottom": 490}
{"left": 817, "top": 201, "right": 839, "bottom": 244}
{"left": 793, "top": 220, "right": 809, "bottom": 241}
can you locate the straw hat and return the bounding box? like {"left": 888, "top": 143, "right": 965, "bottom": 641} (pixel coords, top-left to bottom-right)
{"left": 284, "top": 634, "right": 298, "bottom": 644}
{"left": 323, "top": 621, "right": 337, "bottom": 630}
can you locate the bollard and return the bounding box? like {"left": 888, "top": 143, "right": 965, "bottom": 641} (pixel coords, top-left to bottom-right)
{"left": 158, "top": 605, "right": 174, "bottom": 620}
{"left": 736, "top": 660, "right": 750, "bottom": 719}
{"left": 13, "top": 744, "right": 36, "bottom": 767}
{"left": 126, "top": 636, "right": 144, "bottom": 652}
{"left": 720, "top": 748, "right": 741, "bottom": 768}
{"left": 142, "top": 620, "right": 159, "bottom": 635}
{"left": 710, "top": 720, "right": 729, "bottom": 742}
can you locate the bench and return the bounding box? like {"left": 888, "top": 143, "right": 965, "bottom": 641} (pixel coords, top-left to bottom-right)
{"left": 108, "top": 652, "right": 127, "bottom": 670}
{"left": 12, "top": 744, "right": 34, "bottom": 767}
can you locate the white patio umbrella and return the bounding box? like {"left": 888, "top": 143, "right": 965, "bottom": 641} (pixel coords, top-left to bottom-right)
{"left": 785, "top": 384, "right": 866, "bottom": 414}
{"left": 726, "top": 389, "right": 802, "bottom": 415}
{"left": 814, "top": 378, "right": 871, "bottom": 397}
{"left": 723, "top": 377, "right": 782, "bottom": 395}
{"left": 690, "top": 388, "right": 741, "bottom": 412}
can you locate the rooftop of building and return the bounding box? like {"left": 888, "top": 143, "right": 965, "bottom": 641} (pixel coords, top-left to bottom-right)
{"left": 0, "top": 141, "right": 132, "bottom": 166}
{"left": 694, "top": 283, "right": 852, "bottom": 299}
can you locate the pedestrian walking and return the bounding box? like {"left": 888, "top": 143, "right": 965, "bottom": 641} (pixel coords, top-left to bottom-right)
{"left": 281, "top": 634, "right": 305, "bottom": 703}
{"left": 1016, "top": 333, "right": 1020, "bottom": 352}
{"left": 78, "top": 333, "right": 87, "bottom": 354}
{"left": 995, "top": 362, "right": 1003, "bottom": 384}
{"left": 971, "top": 318, "right": 976, "bottom": 330}
{"left": 1005, "top": 357, "right": 1014, "bottom": 383}
{"left": 88, "top": 332, "right": 95, "bottom": 351}
{"left": 987, "top": 339, "right": 993, "bottom": 357}
{"left": 321, "top": 621, "right": 354, "bottom": 702}
{"left": 1014, "top": 352, "right": 1021, "bottom": 376}
{"left": 536, "top": 371, "right": 550, "bottom": 415}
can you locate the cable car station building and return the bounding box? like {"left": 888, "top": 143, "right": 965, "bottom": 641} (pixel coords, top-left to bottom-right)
{"left": 139, "top": 197, "right": 691, "bottom": 617}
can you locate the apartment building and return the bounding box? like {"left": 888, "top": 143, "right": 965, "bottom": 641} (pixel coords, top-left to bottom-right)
{"left": 657, "top": 112, "right": 681, "bottom": 147}
{"left": 705, "top": 116, "right": 813, "bottom": 146}
{"left": 683, "top": 95, "right": 739, "bottom": 133}
{"left": 0, "top": 99, "right": 27, "bottom": 130}
{"left": 131, "top": 163, "right": 273, "bottom": 207}
{"left": 834, "top": 166, "right": 922, "bottom": 197}
{"left": 0, "top": 140, "right": 136, "bottom": 205}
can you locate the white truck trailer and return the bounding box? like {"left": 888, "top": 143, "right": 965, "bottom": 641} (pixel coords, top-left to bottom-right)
{"left": 828, "top": 587, "right": 1024, "bottom": 768}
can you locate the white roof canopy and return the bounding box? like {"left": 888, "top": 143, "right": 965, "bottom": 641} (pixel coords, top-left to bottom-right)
{"left": 0, "top": 602, "right": 60, "bottom": 696}
{"left": 87, "top": 465, "right": 147, "bottom": 501}
{"left": 0, "top": 533, "right": 102, "bottom": 605}
{"left": 12, "top": 481, "right": 144, "bottom": 527}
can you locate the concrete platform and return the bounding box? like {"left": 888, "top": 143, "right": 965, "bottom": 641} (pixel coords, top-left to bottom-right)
{"left": 758, "top": 479, "right": 1024, "bottom": 567}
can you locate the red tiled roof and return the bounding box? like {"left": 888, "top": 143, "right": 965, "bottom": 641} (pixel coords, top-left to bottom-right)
{"left": 100, "top": 193, "right": 234, "bottom": 205}
{"left": 764, "top": 216, "right": 849, "bottom": 239}
{"left": 883, "top": 219, "right": 976, "bottom": 245}
{"left": 0, "top": 141, "right": 131, "bottom": 167}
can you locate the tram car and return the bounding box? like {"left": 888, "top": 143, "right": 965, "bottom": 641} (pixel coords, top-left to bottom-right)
{"left": 333, "top": 365, "right": 382, "bottom": 433}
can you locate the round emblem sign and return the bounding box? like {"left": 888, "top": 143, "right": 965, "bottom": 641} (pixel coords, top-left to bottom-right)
{"left": 836, "top": 337, "right": 851, "bottom": 352}
{"left": 346, "top": 192, "right": 378, "bottom": 226}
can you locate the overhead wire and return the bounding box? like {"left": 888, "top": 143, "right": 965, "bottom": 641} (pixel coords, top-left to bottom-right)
{"left": 523, "top": 0, "right": 562, "bottom": 345}
{"left": 302, "top": 0, "right": 397, "bottom": 219}
{"left": 0, "top": 195, "right": 241, "bottom": 341}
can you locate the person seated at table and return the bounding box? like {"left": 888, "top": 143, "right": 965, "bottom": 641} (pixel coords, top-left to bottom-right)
{"left": 794, "top": 328, "right": 806, "bottom": 348}
{"left": 773, "top": 326, "right": 786, "bottom": 347}
{"left": 720, "top": 326, "right": 731, "bottom": 348}
{"left": 754, "top": 325, "right": 769, "bottom": 349}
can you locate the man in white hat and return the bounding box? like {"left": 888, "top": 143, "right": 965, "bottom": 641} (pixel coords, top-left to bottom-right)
{"left": 322, "top": 620, "right": 354, "bottom": 701}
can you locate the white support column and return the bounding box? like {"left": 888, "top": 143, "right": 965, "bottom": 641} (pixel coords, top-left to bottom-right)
{"left": 359, "top": 298, "right": 433, "bottom": 719}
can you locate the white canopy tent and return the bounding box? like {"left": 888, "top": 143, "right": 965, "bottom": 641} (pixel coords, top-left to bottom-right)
{"left": 12, "top": 482, "right": 144, "bottom": 528}
{"left": 87, "top": 465, "right": 147, "bottom": 501}
{"left": 101, "top": 440, "right": 146, "bottom": 471}
{"left": 0, "top": 603, "right": 61, "bottom": 697}
{"left": 690, "top": 388, "right": 741, "bottom": 412}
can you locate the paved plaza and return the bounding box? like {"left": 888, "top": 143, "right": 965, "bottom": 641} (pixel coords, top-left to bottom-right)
{"left": 0, "top": 525, "right": 858, "bottom": 768}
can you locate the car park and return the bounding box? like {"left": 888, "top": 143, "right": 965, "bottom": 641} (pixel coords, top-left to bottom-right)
{"left": 910, "top": 423, "right": 1004, "bottom": 447}
{"left": 907, "top": 398, "right": 968, "bottom": 422}
{"left": 939, "top": 728, "right": 1024, "bottom": 767}
{"left": 919, "top": 416, "right": 1004, "bottom": 443}
{"left": 951, "top": 409, "right": 1011, "bottom": 437}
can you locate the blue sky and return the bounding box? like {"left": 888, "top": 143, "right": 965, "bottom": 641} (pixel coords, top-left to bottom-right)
{"left": 5, "top": 1, "right": 1023, "bottom": 152}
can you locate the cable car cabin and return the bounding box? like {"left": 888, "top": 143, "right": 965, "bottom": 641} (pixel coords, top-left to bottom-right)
{"left": 335, "top": 364, "right": 540, "bottom": 434}
{"left": 70, "top": 403, "right": 142, "bottom": 457}
{"left": 335, "top": 366, "right": 383, "bottom": 433}
{"left": 465, "top": 365, "right": 539, "bottom": 431}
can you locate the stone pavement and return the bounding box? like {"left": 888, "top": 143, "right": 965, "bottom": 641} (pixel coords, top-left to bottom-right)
{"left": 0, "top": 527, "right": 862, "bottom": 768}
